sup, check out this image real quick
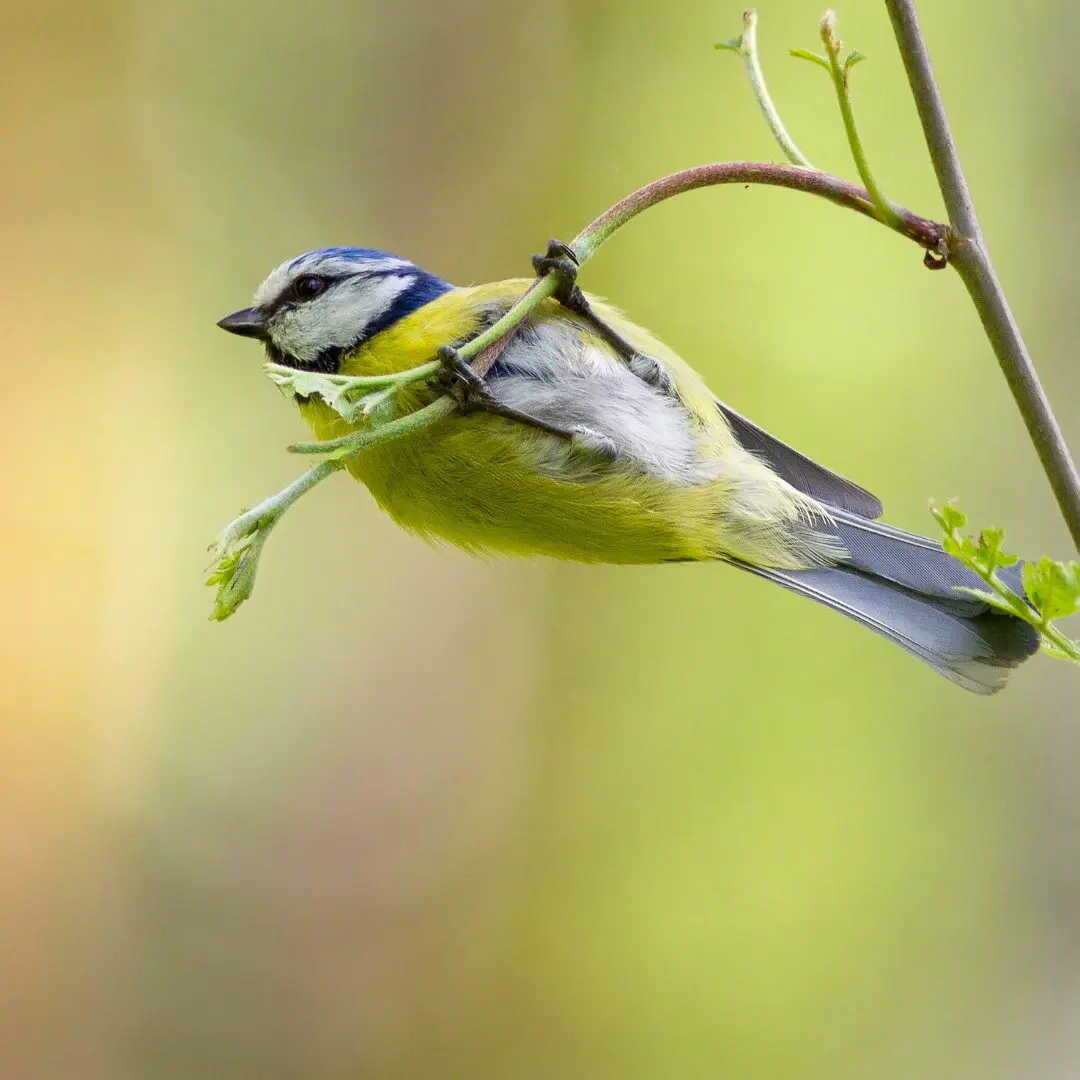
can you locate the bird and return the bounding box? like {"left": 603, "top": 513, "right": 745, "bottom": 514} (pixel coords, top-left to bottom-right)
{"left": 218, "top": 244, "right": 1039, "bottom": 693}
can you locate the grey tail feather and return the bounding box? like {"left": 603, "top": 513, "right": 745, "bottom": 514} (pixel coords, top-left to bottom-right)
{"left": 826, "top": 508, "right": 1028, "bottom": 609}
{"left": 740, "top": 509, "right": 1040, "bottom": 694}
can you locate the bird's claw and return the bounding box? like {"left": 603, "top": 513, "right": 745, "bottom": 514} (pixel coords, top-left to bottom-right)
{"left": 437, "top": 345, "right": 592, "bottom": 443}
{"left": 436, "top": 344, "right": 496, "bottom": 412}
{"left": 532, "top": 238, "right": 582, "bottom": 307}
{"left": 531, "top": 240, "right": 674, "bottom": 396}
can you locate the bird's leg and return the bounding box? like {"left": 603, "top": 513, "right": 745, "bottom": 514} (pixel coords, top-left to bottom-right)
{"left": 436, "top": 345, "right": 580, "bottom": 441}
{"left": 531, "top": 239, "right": 674, "bottom": 395}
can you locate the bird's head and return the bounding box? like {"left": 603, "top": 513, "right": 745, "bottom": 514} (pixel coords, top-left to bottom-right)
{"left": 217, "top": 247, "right": 452, "bottom": 372}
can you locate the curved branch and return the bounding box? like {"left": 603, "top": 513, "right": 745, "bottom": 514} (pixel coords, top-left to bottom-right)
{"left": 464, "top": 162, "right": 949, "bottom": 383}
{"left": 571, "top": 162, "right": 946, "bottom": 262}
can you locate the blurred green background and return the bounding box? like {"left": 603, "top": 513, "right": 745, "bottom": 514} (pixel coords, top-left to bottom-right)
{"left": 3, "top": 1, "right": 1079, "bottom": 1077}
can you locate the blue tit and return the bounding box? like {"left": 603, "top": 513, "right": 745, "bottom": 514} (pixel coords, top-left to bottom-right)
{"left": 218, "top": 246, "right": 1039, "bottom": 692}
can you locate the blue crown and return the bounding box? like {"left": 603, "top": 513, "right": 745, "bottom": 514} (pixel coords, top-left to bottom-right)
{"left": 288, "top": 246, "right": 406, "bottom": 270}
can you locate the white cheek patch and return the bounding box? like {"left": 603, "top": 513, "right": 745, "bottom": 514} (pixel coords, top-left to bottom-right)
{"left": 270, "top": 275, "right": 415, "bottom": 363}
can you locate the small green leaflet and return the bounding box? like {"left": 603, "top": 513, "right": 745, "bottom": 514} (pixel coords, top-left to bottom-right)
{"left": 790, "top": 48, "right": 830, "bottom": 70}
{"left": 1023, "top": 558, "right": 1080, "bottom": 622}
{"left": 932, "top": 501, "right": 1080, "bottom": 665}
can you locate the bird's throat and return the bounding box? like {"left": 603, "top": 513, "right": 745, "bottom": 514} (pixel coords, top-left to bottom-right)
{"left": 264, "top": 341, "right": 343, "bottom": 374}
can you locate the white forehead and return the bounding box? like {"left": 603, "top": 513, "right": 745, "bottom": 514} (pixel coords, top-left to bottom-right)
{"left": 252, "top": 250, "right": 414, "bottom": 307}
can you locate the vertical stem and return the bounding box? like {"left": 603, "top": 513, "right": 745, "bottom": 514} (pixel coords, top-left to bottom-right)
{"left": 950, "top": 243, "right": 1080, "bottom": 551}
{"left": 738, "top": 10, "right": 814, "bottom": 168}
{"left": 884, "top": 0, "right": 1080, "bottom": 552}
{"left": 820, "top": 11, "right": 902, "bottom": 230}
{"left": 881, "top": 0, "right": 978, "bottom": 239}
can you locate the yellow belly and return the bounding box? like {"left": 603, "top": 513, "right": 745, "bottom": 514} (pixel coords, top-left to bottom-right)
{"left": 293, "top": 279, "right": 811, "bottom": 566}
{"left": 300, "top": 398, "right": 723, "bottom": 562}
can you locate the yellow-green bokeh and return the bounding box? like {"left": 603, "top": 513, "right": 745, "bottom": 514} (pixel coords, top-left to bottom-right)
{"left": 2, "top": 2, "right": 1078, "bottom": 1078}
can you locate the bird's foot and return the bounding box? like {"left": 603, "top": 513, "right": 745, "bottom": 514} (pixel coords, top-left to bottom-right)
{"left": 436, "top": 344, "right": 492, "bottom": 410}
{"left": 530, "top": 238, "right": 674, "bottom": 396}
{"left": 531, "top": 239, "right": 581, "bottom": 308}
{"left": 436, "top": 345, "right": 578, "bottom": 441}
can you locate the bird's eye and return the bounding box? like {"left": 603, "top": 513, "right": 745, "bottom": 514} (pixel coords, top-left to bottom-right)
{"left": 293, "top": 275, "right": 328, "bottom": 302}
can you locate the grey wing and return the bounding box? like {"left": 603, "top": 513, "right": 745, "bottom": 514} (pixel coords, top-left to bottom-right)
{"left": 716, "top": 401, "right": 884, "bottom": 519}
{"left": 487, "top": 318, "right": 724, "bottom": 484}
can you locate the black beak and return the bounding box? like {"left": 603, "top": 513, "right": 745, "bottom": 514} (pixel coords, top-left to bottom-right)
{"left": 217, "top": 307, "right": 270, "bottom": 342}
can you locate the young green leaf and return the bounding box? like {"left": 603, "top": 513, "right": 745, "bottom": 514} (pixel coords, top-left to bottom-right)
{"left": 975, "top": 526, "right": 1019, "bottom": 575}
{"left": 1022, "top": 558, "right": 1080, "bottom": 622}
{"left": 931, "top": 502, "right": 1080, "bottom": 666}
{"left": 789, "top": 47, "right": 830, "bottom": 70}
{"left": 933, "top": 501, "right": 967, "bottom": 534}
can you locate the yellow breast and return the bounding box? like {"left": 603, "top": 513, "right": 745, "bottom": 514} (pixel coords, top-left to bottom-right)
{"left": 295, "top": 281, "right": 812, "bottom": 566}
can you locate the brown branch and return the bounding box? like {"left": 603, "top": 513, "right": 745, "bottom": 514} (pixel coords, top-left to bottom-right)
{"left": 572, "top": 161, "right": 947, "bottom": 261}
{"left": 468, "top": 162, "right": 950, "bottom": 381}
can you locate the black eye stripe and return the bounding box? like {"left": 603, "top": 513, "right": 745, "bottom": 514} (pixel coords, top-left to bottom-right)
{"left": 267, "top": 273, "right": 346, "bottom": 313}
{"left": 261, "top": 263, "right": 453, "bottom": 372}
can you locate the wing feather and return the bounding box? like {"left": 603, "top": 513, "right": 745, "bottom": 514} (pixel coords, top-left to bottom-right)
{"left": 716, "top": 402, "right": 883, "bottom": 519}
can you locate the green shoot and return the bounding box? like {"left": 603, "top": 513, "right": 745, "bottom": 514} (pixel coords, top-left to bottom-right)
{"left": 717, "top": 10, "right": 815, "bottom": 168}
{"left": 932, "top": 502, "right": 1080, "bottom": 664}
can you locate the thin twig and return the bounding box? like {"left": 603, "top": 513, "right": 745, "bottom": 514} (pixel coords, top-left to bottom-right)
{"left": 465, "top": 276, "right": 556, "bottom": 379}
{"left": 818, "top": 11, "right": 902, "bottom": 230}
{"left": 719, "top": 11, "right": 814, "bottom": 167}
{"left": 207, "top": 398, "right": 456, "bottom": 619}
{"left": 884, "top": 0, "right": 1080, "bottom": 552}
